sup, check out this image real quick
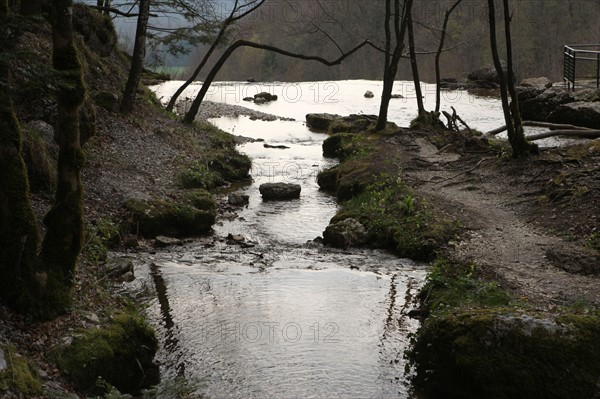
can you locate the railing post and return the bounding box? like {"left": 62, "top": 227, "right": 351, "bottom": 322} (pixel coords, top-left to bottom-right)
{"left": 597, "top": 52, "right": 600, "bottom": 89}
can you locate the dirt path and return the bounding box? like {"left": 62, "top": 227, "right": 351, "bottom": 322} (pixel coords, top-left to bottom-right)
{"left": 394, "top": 134, "right": 599, "bottom": 306}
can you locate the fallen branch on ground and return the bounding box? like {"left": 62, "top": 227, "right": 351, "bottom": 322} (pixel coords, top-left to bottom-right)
{"left": 486, "top": 121, "right": 594, "bottom": 136}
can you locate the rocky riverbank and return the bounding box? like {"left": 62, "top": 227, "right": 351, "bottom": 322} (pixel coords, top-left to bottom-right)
{"left": 0, "top": 7, "right": 254, "bottom": 398}
{"left": 310, "top": 113, "right": 600, "bottom": 398}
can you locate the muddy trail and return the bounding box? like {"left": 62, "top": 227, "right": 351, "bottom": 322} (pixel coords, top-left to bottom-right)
{"left": 385, "top": 131, "right": 600, "bottom": 307}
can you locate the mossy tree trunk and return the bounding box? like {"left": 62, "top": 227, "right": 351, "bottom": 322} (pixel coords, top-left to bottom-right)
{"left": 38, "top": 0, "right": 86, "bottom": 317}
{"left": 0, "top": 4, "right": 40, "bottom": 310}
{"left": 120, "top": 0, "right": 150, "bottom": 114}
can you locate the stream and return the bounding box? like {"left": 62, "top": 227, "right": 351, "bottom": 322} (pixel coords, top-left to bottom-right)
{"left": 129, "top": 80, "right": 566, "bottom": 398}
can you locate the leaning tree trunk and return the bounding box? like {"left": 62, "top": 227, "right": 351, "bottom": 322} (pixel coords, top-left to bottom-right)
{"left": 435, "top": 0, "right": 462, "bottom": 114}
{"left": 120, "top": 0, "right": 150, "bottom": 114}
{"left": 39, "top": 0, "right": 87, "bottom": 318}
{"left": 182, "top": 39, "right": 374, "bottom": 124}
{"left": 0, "top": 3, "right": 39, "bottom": 311}
{"left": 407, "top": 7, "right": 424, "bottom": 116}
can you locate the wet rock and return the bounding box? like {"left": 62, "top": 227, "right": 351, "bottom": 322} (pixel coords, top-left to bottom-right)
{"left": 323, "top": 218, "right": 368, "bottom": 248}
{"left": 243, "top": 97, "right": 254, "bottom": 102}
{"left": 317, "top": 166, "right": 339, "bottom": 192}
{"left": 305, "top": 113, "right": 341, "bottom": 131}
{"left": 520, "top": 77, "right": 553, "bottom": 90}
{"left": 263, "top": 143, "right": 290, "bottom": 149}
{"left": 259, "top": 182, "right": 301, "bottom": 200}
{"left": 467, "top": 61, "right": 513, "bottom": 88}
{"left": 228, "top": 193, "right": 250, "bottom": 206}
{"left": 548, "top": 101, "right": 600, "bottom": 129}
{"left": 121, "top": 271, "right": 135, "bottom": 282}
{"left": 106, "top": 258, "right": 134, "bottom": 278}
{"left": 227, "top": 233, "right": 245, "bottom": 243}
{"left": 391, "top": 94, "right": 404, "bottom": 99}
{"left": 329, "top": 114, "right": 377, "bottom": 133}
{"left": 254, "top": 92, "right": 278, "bottom": 103}
{"left": 364, "top": 90, "right": 375, "bottom": 98}
{"left": 122, "top": 236, "right": 139, "bottom": 249}
{"left": 322, "top": 133, "right": 354, "bottom": 158}
{"left": 154, "top": 235, "right": 183, "bottom": 247}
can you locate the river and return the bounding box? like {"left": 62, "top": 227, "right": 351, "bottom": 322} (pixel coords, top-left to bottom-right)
{"left": 132, "top": 80, "right": 556, "bottom": 398}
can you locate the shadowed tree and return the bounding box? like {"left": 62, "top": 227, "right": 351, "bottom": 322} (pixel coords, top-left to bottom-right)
{"left": 0, "top": 0, "right": 40, "bottom": 312}
{"left": 488, "top": 0, "right": 537, "bottom": 157}
{"left": 120, "top": 0, "right": 150, "bottom": 114}
{"left": 376, "top": 0, "right": 412, "bottom": 130}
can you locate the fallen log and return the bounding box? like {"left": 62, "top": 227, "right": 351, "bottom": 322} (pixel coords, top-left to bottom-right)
{"left": 486, "top": 121, "right": 594, "bottom": 136}
{"left": 525, "top": 129, "right": 600, "bottom": 141}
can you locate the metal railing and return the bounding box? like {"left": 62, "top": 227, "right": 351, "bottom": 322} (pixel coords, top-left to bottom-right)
{"left": 564, "top": 44, "right": 600, "bottom": 91}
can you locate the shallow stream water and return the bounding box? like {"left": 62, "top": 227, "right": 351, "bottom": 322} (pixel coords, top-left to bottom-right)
{"left": 133, "top": 80, "right": 567, "bottom": 398}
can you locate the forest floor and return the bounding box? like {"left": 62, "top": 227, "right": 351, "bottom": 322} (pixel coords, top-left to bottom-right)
{"left": 374, "top": 129, "right": 600, "bottom": 307}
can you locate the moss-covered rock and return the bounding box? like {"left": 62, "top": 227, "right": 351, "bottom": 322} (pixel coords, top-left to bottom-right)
{"left": 322, "top": 133, "right": 354, "bottom": 158}
{"left": 305, "top": 113, "right": 341, "bottom": 131}
{"left": 183, "top": 188, "right": 217, "bottom": 211}
{"left": 317, "top": 166, "right": 339, "bottom": 192}
{"left": 0, "top": 345, "right": 42, "bottom": 397}
{"left": 124, "top": 197, "right": 216, "bottom": 238}
{"left": 329, "top": 114, "right": 377, "bottom": 134}
{"left": 178, "top": 160, "right": 225, "bottom": 190}
{"left": 207, "top": 148, "right": 251, "bottom": 181}
{"left": 409, "top": 310, "right": 600, "bottom": 399}
{"left": 55, "top": 313, "right": 158, "bottom": 394}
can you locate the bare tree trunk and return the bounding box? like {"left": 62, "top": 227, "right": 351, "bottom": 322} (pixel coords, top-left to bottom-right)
{"left": 435, "top": 0, "right": 462, "bottom": 114}
{"left": 39, "top": 0, "right": 86, "bottom": 318}
{"left": 407, "top": 5, "right": 424, "bottom": 116}
{"left": 0, "top": 3, "right": 39, "bottom": 311}
{"left": 488, "top": 0, "right": 535, "bottom": 157}
{"left": 376, "top": 0, "right": 411, "bottom": 131}
{"left": 502, "top": 0, "right": 535, "bottom": 156}
{"left": 487, "top": 0, "right": 514, "bottom": 144}
{"left": 166, "top": 0, "right": 265, "bottom": 112}
{"left": 182, "top": 39, "right": 375, "bottom": 124}
{"left": 120, "top": 0, "right": 150, "bottom": 114}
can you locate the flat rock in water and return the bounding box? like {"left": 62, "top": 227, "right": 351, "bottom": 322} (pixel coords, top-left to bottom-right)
{"left": 323, "top": 218, "right": 368, "bottom": 248}
{"left": 228, "top": 193, "right": 249, "bottom": 206}
{"left": 305, "top": 113, "right": 341, "bottom": 131}
{"left": 155, "top": 235, "right": 183, "bottom": 247}
{"left": 259, "top": 182, "right": 301, "bottom": 200}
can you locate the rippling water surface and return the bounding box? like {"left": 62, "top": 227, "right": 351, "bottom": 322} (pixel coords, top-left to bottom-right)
{"left": 135, "top": 80, "right": 566, "bottom": 398}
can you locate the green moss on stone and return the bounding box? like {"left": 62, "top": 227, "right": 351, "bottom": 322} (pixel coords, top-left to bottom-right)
{"left": 124, "top": 197, "right": 216, "bottom": 238}
{"left": 55, "top": 313, "right": 158, "bottom": 394}
{"left": 409, "top": 310, "right": 600, "bottom": 399}
{"left": 207, "top": 148, "right": 251, "bottom": 181}
{"left": 178, "top": 160, "right": 224, "bottom": 190}
{"left": 0, "top": 345, "right": 42, "bottom": 396}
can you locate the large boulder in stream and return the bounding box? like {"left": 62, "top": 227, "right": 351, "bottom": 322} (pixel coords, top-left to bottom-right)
{"left": 548, "top": 101, "right": 600, "bottom": 129}
{"left": 323, "top": 218, "right": 368, "bottom": 248}
{"left": 467, "top": 61, "right": 514, "bottom": 88}
{"left": 259, "top": 182, "right": 301, "bottom": 200}
{"left": 306, "top": 113, "right": 341, "bottom": 131}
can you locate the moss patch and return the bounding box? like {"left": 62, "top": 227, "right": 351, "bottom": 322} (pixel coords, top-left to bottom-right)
{"left": 0, "top": 345, "right": 43, "bottom": 396}
{"left": 55, "top": 313, "right": 158, "bottom": 394}
{"left": 409, "top": 310, "right": 600, "bottom": 399}
{"left": 334, "top": 177, "right": 456, "bottom": 261}
{"left": 178, "top": 160, "right": 225, "bottom": 190}
{"left": 124, "top": 195, "right": 216, "bottom": 238}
